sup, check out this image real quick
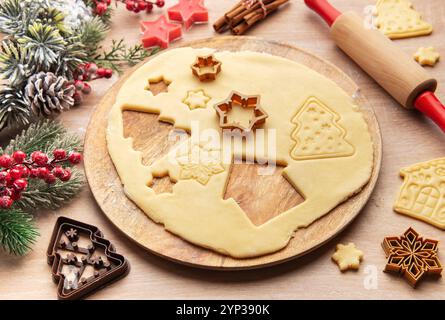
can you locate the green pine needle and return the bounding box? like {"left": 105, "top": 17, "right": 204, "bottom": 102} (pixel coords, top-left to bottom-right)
{"left": 19, "top": 169, "right": 84, "bottom": 210}
{"left": 0, "top": 40, "right": 34, "bottom": 88}
{"left": 0, "top": 208, "right": 39, "bottom": 256}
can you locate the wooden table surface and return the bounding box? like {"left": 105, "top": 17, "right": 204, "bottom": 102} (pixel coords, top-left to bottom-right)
{"left": 1, "top": 0, "right": 445, "bottom": 300}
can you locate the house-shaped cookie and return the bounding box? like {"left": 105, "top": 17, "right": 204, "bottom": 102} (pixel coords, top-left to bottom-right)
{"left": 394, "top": 158, "right": 445, "bottom": 229}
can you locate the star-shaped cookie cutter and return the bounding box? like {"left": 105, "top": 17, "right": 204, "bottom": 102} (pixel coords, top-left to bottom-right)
{"left": 191, "top": 54, "right": 222, "bottom": 82}
{"left": 382, "top": 227, "right": 443, "bottom": 287}
{"left": 214, "top": 91, "right": 268, "bottom": 132}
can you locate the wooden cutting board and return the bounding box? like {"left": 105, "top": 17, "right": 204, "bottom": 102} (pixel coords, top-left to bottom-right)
{"left": 84, "top": 36, "right": 382, "bottom": 270}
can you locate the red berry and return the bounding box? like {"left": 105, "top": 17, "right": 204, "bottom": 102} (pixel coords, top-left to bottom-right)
{"left": 68, "top": 152, "right": 82, "bottom": 165}
{"left": 53, "top": 149, "right": 67, "bottom": 160}
{"left": 31, "top": 151, "right": 49, "bottom": 166}
{"left": 60, "top": 168, "right": 72, "bottom": 182}
{"left": 38, "top": 167, "right": 50, "bottom": 179}
{"left": 0, "top": 196, "right": 13, "bottom": 208}
{"left": 156, "top": 0, "right": 164, "bottom": 7}
{"left": 126, "top": 0, "right": 135, "bottom": 10}
{"left": 10, "top": 190, "right": 21, "bottom": 201}
{"left": 20, "top": 166, "right": 30, "bottom": 178}
{"left": 73, "top": 91, "right": 83, "bottom": 105}
{"left": 52, "top": 166, "right": 65, "bottom": 178}
{"left": 74, "top": 80, "right": 85, "bottom": 91}
{"left": 146, "top": 1, "right": 153, "bottom": 12}
{"left": 0, "top": 155, "right": 13, "bottom": 168}
{"left": 45, "top": 173, "right": 57, "bottom": 184}
{"left": 0, "top": 171, "right": 9, "bottom": 183}
{"left": 10, "top": 168, "right": 22, "bottom": 180}
{"left": 106, "top": 0, "right": 111, "bottom": 5}
{"left": 95, "top": 2, "right": 108, "bottom": 15}
{"left": 87, "top": 63, "right": 98, "bottom": 74}
{"left": 12, "top": 151, "right": 26, "bottom": 164}
{"left": 96, "top": 67, "right": 106, "bottom": 77}
{"left": 82, "top": 82, "right": 91, "bottom": 94}
{"left": 13, "top": 178, "right": 27, "bottom": 191}
{"left": 104, "top": 69, "right": 113, "bottom": 79}
{"left": 138, "top": 1, "right": 147, "bottom": 10}
{"left": 30, "top": 168, "right": 39, "bottom": 178}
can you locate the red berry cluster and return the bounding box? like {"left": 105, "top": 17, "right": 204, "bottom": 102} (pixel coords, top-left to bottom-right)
{"left": 123, "top": 0, "right": 165, "bottom": 13}
{"left": 93, "top": 0, "right": 111, "bottom": 16}
{"left": 71, "top": 63, "right": 113, "bottom": 105}
{"left": 0, "top": 150, "right": 82, "bottom": 209}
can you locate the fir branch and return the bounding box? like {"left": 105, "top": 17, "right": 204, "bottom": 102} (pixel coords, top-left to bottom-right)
{"left": 0, "top": 40, "right": 34, "bottom": 88}
{"left": 53, "top": 35, "right": 87, "bottom": 80}
{"left": 18, "top": 22, "right": 66, "bottom": 71}
{"left": 74, "top": 16, "right": 109, "bottom": 56}
{"left": 19, "top": 168, "right": 84, "bottom": 210}
{"left": 0, "top": 208, "right": 39, "bottom": 255}
{"left": 0, "top": 0, "right": 28, "bottom": 35}
{"left": 0, "top": 88, "right": 32, "bottom": 131}
{"left": 3, "top": 119, "right": 83, "bottom": 156}
{"left": 92, "top": 39, "right": 154, "bottom": 74}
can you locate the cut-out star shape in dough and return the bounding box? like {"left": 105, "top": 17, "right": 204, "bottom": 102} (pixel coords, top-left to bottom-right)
{"left": 332, "top": 243, "right": 364, "bottom": 272}
{"left": 140, "top": 15, "right": 182, "bottom": 49}
{"left": 167, "top": 0, "right": 209, "bottom": 30}
{"left": 183, "top": 89, "right": 211, "bottom": 110}
{"left": 414, "top": 47, "right": 440, "bottom": 67}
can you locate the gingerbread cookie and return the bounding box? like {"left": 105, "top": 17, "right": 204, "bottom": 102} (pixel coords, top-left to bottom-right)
{"left": 332, "top": 243, "right": 364, "bottom": 271}
{"left": 394, "top": 158, "right": 445, "bottom": 230}
{"left": 106, "top": 48, "right": 374, "bottom": 258}
{"left": 374, "top": 0, "right": 432, "bottom": 39}
{"left": 414, "top": 47, "right": 440, "bottom": 67}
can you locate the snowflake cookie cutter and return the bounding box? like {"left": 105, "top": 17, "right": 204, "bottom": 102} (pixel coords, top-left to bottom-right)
{"left": 191, "top": 54, "right": 222, "bottom": 82}
{"left": 47, "top": 216, "right": 130, "bottom": 300}
{"left": 214, "top": 91, "right": 268, "bottom": 132}
{"left": 382, "top": 227, "right": 442, "bottom": 287}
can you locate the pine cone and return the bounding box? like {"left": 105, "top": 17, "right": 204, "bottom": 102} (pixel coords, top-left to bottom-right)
{"left": 25, "top": 72, "right": 75, "bottom": 116}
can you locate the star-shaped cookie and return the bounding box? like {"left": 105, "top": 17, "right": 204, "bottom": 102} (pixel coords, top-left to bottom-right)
{"left": 332, "top": 243, "right": 364, "bottom": 272}
{"left": 167, "top": 0, "right": 208, "bottom": 30}
{"left": 414, "top": 47, "right": 440, "bottom": 67}
{"left": 183, "top": 89, "right": 210, "bottom": 110}
{"left": 140, "top": 15, "right": 182, "bottom": 49}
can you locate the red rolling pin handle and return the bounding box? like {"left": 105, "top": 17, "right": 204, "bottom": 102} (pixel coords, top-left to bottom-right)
{"left": 304, "top": 0, "right": 340, "bottom": 26}
{"left": 415, "top": 92, "right": 445, "bottom": 132}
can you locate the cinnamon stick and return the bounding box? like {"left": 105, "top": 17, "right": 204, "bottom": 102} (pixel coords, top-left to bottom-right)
{"left": 214, "top": 0, "right": 289, "bottom": 35}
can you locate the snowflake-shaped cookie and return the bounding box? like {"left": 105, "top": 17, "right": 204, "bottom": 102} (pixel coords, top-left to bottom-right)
{"left": 183, "top": 89, "right": 211, "bottom": 110}
{"left": 332, "top": 243, "right": 364, "bottom": 272}
{"left": 414, "top": 47, "right": 440, "bottom": 67}
{"left": 176, "top": 143, "right": 224, "bottom": 185}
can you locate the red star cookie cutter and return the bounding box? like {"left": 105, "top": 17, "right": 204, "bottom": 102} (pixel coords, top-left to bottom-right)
{"left": 214, "top": 91, "right": 268, "bottom": 131}
{"left": 167, "top": 0, "right": 209, "bottom": 30}
{"left": 191, "top": 54, "right": 222, "bottom": 82}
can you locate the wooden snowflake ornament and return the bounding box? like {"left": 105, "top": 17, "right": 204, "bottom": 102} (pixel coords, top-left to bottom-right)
{"left": 382, "top": 228, "right": 442, "bottom": 287}
{"left": 332, "top": 243, "right": 364, "bottom": 271}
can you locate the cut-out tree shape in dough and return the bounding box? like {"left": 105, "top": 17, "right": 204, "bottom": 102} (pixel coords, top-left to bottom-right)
{"left": 290, "top": 97, "right": 355, "bottom": 160}
{"left": 374, "top": 0, "right": 432, "bottom": 39}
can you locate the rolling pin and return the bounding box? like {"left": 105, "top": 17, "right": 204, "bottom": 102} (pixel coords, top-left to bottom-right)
{"left": 304, "top": 0, "right": 445, "bottom": 133}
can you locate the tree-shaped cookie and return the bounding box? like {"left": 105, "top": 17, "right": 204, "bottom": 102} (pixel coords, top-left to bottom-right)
{"left": 290, "top": 97, "right": 354, "bottom": 160}
{"left": 374, "top": 0, "right": 432, "bottom": 39}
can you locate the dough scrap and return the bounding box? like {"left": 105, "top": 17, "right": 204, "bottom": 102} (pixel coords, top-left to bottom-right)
{"left": 332, "top": 243, "right": 364, "bottom": 271}
{"left": 106, "top": 48, "right": 374, "bottom": 258}
{"left": 394, "top": 158, "right": 445, "bottom": 230}
{"left": 374, "top": 0, "right": 432, "bottom": 39}
{"left": 414, "top": 47, "right": 440, "bottom": 67}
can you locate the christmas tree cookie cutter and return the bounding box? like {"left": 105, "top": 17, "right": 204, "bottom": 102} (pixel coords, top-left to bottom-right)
{"left": 382, "top": 227, "right": 442, "bottom": 287}
{"left": 191, "top": 54, "right": 222, "bottom": 82}
{"left": 214, "top": 91, "right": 268, "bottom": 131}
{"left": 47, "top": 216, "right": 129, "bottom": 300}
